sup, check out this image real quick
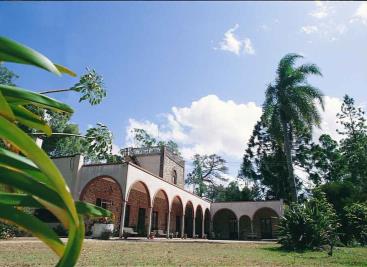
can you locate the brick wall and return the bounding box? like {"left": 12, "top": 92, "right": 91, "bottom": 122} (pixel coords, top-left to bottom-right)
{"left": 170, "top": 199, "right": 183, "bottom": 233}
{"left": 126, "top": 189, "right": 150, "bottom": 232}
{"left": 152, "top": 196, "right": 169, "bottom": 230}
{"left": 80, "top": 177, "right": 122, "bottom": 229}
{"left": 162, "top": 154, "right": 184, "bottom": 188}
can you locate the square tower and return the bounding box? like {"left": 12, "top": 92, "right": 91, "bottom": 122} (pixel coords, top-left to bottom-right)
{"left": 121, "top": 146, "right": 185, "bottom": 188}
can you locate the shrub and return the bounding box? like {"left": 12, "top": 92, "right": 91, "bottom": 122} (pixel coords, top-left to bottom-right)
{"left": 113, "top": 228, "right": 120, "bottom": 237}
{"left": 99, "top": 230, "right": 112, "bottom": 240}
{"left": 343, "top": 202, "right": 367, "bottom": 246}
{"left": 278, "top": 204, "right": 313, "bottom": 250}
{"left": 278, "top": 190, "right": 339, "bottom": 253}
{"left": 0, "top": 223, "right": 17, "bottom": 239}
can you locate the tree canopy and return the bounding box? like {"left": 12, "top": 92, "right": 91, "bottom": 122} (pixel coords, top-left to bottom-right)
{"left": 130, "top": 128, "right": 181, "bottom": 156}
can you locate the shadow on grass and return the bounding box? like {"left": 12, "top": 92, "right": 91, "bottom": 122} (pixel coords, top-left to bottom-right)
{"left": 261, "top": 245, "right": 337, "bottom": 262}
{"left": 261, "top": 245, "right": 316, "bottom": 254}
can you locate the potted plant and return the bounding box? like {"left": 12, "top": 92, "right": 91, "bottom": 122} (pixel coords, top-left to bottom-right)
{"left": 91, "top": 217, "right": 114, "bottom": 239}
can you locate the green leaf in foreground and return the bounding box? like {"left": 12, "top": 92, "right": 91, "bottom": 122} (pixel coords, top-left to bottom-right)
{"left": 0, "top": 36, "right": 60, "bottom": 75}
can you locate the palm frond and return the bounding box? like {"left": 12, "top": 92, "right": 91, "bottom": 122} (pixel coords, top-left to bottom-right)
{"left": 296, "top": 63, "right": 322, "bottom": 77}
{"left": 277, "top": 53, "right": 303, "bottom": 81}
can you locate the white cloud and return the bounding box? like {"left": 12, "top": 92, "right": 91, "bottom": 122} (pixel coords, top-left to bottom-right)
{"left": 112, "top": 143, "right": 120, "bottom": 155}
{"left": 310, "top": 1, "right": 332, "bottom": 19}
{"left": 301, "top": 25, "right": 319, "bottom": 34}
{"left": 217, "top": 24, "right": 255, "bottom": 56}
{"left": 353, "top": 2, "right": 367, "bottom": 25}
{"left": 218, "top": 24, "right": 242, "bottom": 55}
{"left": 259, "top": 24, "right": 270, "bottom": 31}
{"left": 301, "top": 21, "right": 347, "bottom": 41}
{"left": 126, "top": 95, "right": 262, "bottom": 160}
{"left": 313, "top": 96, "right": 343, "bottom": 142}
{"left": 243, "top": 38, "right": 255, "bottom": 55}
{"left": 302, "top": 2, "right": 350, "bottom": 41}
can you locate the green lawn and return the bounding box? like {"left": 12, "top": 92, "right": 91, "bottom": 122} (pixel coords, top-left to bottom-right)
{"left": 0, "top": 239, "right": 367, "bottom": 266}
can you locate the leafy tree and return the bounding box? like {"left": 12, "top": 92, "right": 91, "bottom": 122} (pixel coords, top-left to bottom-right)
{"left": 130, "top": 128, "right": 181, "bottom": 156}
{"left": 40, "top": 114, "right": 114, "bottom": 162}
{"left": 301, "top": 134, "right": 346, "bottom": 185}
{"left": 262, "top": 53, "right": 324, "bottom": 202}
{"left": 40, "top": 68, "right": 106, "bottom": 105}
{"left": 343, "top": 202, "right": 367, "bottom": 246}
{"left": 40, "top": 111, "right": 82, "bottom": 156}
{"left": 84, "top": 123, "right": 113, "bottom": 161}
{"left": 319, "top": 181, "right": 358, "bottom": 215}
{"left": 0, "top": 63, "right": 18, "bottom": 86}
{"left": 186, "top": 154, "right": 228, "bottom": 198}
{"left": 209, "top": 181, "right": 260, "bottom": 202}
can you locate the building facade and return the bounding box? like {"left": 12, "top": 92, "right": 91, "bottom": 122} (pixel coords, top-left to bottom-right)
{"left": 53, "top": 146, "right": 283, "bottom": 240}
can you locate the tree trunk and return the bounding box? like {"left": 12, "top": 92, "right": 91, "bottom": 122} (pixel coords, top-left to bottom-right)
{"left": 282, "top": 120, "right": 298, "bottom": 202}
{"left": 39, "top": 88, "right": 73, "bottom": 94}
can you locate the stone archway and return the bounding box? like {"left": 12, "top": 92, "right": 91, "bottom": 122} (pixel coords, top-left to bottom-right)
{"left": 80, "top": 176, "right": 123, "bottom": 233}
{"left": 195, "top": 205, "right": 203, "bottom": 237}
{"left": 204, "top": 208, "right": 210, "bottom": 238}
{"left": 253, "top": 207, "right": 279, "bottom": 239}
{"left": 152, "top": 189, "right": 169, "bottom": 235}
{"left": 170, "top": 196, "right": 183, "bottom": 237}
{"left": 184, "top": 201, "right": 194, "bottom": 238}
{"left": 125, "top": 181, "right": 151, "bottom": 236}
{"left": 212, "top": 209, "right": 237, "bottom": 240}
{"left": 239, "top": 215, "right": 251, "bottom": 240}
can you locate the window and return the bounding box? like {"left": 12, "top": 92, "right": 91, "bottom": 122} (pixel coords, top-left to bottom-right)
{"left": 95, "top": 198, "right": 111, "bottom": 209}
{"left": 172, "top": 170, "right": 178, "bottom": 185}
{"left": 152, "top": 211, "right": 159, "bottom": 230}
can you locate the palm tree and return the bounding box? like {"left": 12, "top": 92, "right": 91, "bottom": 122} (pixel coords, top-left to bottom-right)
{"left": 262, "top": 53, "right": 324, "bottom": 202}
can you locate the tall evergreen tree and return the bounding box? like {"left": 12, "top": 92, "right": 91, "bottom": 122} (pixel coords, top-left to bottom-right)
{"left": 240, "top": 120, "right": 312, "bottom": 201}
{"left": 337, "top": 95, "right": 367, "bottom": 198}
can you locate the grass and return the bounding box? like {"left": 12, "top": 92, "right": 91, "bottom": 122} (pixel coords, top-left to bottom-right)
{"left": 0, "top": 239, "right": 367, "bottom": 266}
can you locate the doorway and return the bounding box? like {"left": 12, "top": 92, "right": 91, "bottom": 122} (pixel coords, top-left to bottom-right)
{"left": 137, "top": 208, "right": 146, "bottom": 235}
{"left": 260, "top": 218, "right": 272, "bottom": 239}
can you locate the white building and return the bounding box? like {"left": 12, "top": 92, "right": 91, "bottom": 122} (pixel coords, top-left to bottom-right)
{"left": 53, "top": 146, "right": 283, "bottom": 240}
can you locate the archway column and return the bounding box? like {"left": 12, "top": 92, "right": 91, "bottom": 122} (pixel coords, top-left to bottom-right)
{"left": 181, "top": 213, "right": 185, "bottom": 238}
{"left": 147, "top": 206, "right": 153, "bottom": 238}
{"left": 119, "top": 200, "right": 127, "bottom": 237}
{"left": 192, "top": 216, "right": 196, "bottom": 238}
{"left": 166, "top": 210, "right": 171, "bottom": 238}
{"left": 210, "top": 220, "right": 213, "bottom": 238}
{"left": 237, "top": 219, "right": 240, "bottom": 240}
{"left": 201, "top": 215, "right": 205, "bottom": 238}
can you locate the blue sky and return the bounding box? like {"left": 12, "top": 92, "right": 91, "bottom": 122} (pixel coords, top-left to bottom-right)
{"left": 1, "top": 1, "right": 367, "bottom": 177}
